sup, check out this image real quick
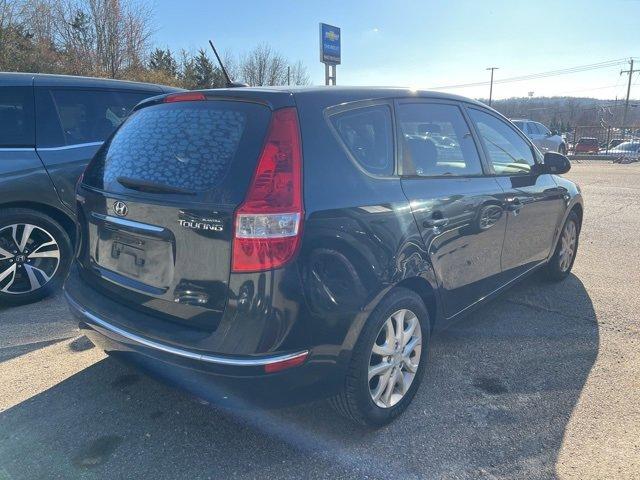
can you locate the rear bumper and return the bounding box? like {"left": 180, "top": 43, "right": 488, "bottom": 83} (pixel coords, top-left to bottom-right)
{"left": 64, "top": 285, "right": 343, "bottom": 408}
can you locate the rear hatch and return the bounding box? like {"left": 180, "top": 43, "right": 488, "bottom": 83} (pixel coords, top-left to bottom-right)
{"left": 76, "top": 94, "right": 274, "bottom": 330}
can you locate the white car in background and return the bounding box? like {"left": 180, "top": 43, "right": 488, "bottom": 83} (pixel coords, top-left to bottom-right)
{"left": 608, "top": 141, "right": 640, "bottom": 163}
{"left": 511, "top": 119, "right": 567, "bottom": 154}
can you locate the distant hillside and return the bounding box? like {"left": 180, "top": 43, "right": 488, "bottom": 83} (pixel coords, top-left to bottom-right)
{"left": 478, "top": 96, "right": 640, "bottom": 131}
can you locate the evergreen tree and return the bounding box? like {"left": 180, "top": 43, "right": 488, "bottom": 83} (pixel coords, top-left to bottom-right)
{"left": 149, "top": 48, "right": 178, "bottom": 78}
{"left": 193, "top": 49, "right": 216, "bottom": 89}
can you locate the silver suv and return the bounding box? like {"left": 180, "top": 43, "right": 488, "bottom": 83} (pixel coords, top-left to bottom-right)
{"left": 512, "top": 119, "right": 566, "bottom": 154}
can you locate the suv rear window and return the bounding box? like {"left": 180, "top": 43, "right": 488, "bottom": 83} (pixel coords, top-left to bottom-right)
{"left": 331, "top": 105, "right": 394, "bottom": 176}
{"left": 83, "top": 100, "right": 272, "bottom": 202}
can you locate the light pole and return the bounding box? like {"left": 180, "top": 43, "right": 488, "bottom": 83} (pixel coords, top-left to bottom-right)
{"left": 486, "top": 67, "right": 499, "bottom": 106}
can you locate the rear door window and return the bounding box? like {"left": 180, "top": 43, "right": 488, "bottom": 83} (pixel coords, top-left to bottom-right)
{"left": 331, "top": 105, "right": 394, "bottom": 176}
{"left": 397, "top": 102, "right": 483, "bottom": 177}
{"left": 36, "top": 89, "right": 155, "bottom": 148}
{"left": 0, "top": 87, "right": 35, "bottom": 147}
{"left": 83, "top": 100, "right": 272, "bottom": 204}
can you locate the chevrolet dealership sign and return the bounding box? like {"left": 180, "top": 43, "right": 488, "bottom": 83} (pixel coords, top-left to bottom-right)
{"left": 319, "top": 23, "right": 341, "bottom": 65}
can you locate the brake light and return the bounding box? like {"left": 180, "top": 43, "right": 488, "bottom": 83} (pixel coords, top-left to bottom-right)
{"left": 232, "top": 107, "right": 303, "bottom": 272}
{"left": 164, "top": 92, "right": 206, "bottom": 103}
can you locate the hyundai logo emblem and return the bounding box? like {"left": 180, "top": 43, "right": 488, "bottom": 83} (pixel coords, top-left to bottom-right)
{"left": 113, "top": 201, "right": 129, "bottom": 217}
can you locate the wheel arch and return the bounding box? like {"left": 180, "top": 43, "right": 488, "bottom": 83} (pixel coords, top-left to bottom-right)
{"left": 569, "top": 202, "right": 583, "bottom": 230}
{"left": 395, "top": 276, "right": 438, "bottom": 331}
{"left": 0, "top": 201, "right": 76, "bottom": 245}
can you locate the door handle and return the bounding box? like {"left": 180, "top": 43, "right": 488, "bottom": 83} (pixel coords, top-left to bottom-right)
{"left": 423, "top": 217, "right": 449, "bottom": 228}
{"left": 504, "top": 197, "right": 522, "bottom": 212}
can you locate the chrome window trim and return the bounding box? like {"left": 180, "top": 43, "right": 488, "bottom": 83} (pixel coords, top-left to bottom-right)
{"left": 66, "top": 293, "right": 309, "bottom": 366}
{"left": 0, "top": 147, "right": 36, "bottom": 152}
{"left": 37, "top": 141, "right": 104, "bottom": 152}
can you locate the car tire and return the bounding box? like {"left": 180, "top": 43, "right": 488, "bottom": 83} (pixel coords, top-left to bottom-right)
{"left": 543, "top": 210, "right": 580, "bottom": 282}
{"left": 0, "top": 208, "right": 72, "bottom": 305}
{"left": 329, "top": 287, "right": 431, "bottom": 427}
{"left": 558, "top": 144, "right": 567, "bottom": 155}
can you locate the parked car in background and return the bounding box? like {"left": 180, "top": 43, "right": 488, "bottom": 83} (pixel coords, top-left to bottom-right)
{"left": 511, "top": 119, "right": 567, "bottom": 154}
{"left": 0, "top": 73, "right": 180, "bottom": 305}
{"left": 607, "top": 138, "right": 626, "bottom": 150}
{"left": 608, "top": 141, "right": 640, "bottom": 162}
{"left": 574, "top": 137, "right": 599, "bottom": 154}
{"left": 65, "top": 87, "right": 583, "bottom": 426}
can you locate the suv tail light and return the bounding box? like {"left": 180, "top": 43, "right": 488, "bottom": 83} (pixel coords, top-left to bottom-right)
{"left": 232, "top": 107, "right": 304, "bottom": 272}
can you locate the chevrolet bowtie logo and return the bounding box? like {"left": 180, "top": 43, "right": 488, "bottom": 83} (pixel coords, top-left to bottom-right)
{"left": 325, "top": 31, "right": 339, "bottom": 42}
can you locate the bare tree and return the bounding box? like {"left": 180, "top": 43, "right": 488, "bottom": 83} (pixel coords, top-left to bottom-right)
{"left": 1, "top": 2, "right": 311, "bottom": 88}
{"left": 240, "top": 43, "right": 288, "bottom": 86}
{"left": 288, "top": 60, "right": 310, "bottom": 86}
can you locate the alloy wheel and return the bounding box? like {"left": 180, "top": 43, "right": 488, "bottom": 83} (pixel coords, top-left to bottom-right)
{"left": 368, "top": 309, "right": 422, "bottom": 408}
{"left": 0, "top": 223, "right": 61, "bottom": 294}
{"left": 558, "top": 220, "right": 577, "bottom": 272}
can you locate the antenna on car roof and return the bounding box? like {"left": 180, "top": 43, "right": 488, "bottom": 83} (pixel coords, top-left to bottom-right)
{"left": 208, "top": 39, "right": 247, "bottom": 88}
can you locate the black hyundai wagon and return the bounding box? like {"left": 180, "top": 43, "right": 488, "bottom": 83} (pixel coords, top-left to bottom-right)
{"left": 65, "top": 87, "right": 583, "bottom": 426}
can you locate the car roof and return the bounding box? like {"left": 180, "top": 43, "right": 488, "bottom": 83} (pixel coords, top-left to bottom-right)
{"left": 0, "top": 72, "right": 181, "bottom": 92}
{"left": 199, "top": 85, "right": 487, "bottom": 105}
{"left": 172, "top": 85, "right": 494, "bottom": 113}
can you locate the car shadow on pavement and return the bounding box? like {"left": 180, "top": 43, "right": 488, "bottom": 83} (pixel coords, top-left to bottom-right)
{"left": 0, "top": 273, "right": 598, "bottom": 480}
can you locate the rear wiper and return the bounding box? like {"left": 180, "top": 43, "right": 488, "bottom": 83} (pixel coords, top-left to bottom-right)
{"left": 116, "top": 176, "right": 196, "bottom": 195}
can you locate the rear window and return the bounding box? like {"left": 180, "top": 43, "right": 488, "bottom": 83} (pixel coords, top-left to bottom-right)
{"left": 83, "top": 100, "right": 272, "bottom": 202}
{"left": 0, "top": 87, "right": 34, "bottom": 147}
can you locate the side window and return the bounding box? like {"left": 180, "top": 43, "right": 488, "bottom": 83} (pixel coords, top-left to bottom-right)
{"left": 331, "top": 105, "right": 394, "bottom": 176}
{"left": 537, "top": 123, "right": 550, "bottom": 135}
{"left": 0, "top": 87, "right": 35, "bottom": 147}
{"left": 526, "top": 122, "right": 540, "bottom": 135}
{"left": 42, "top": 89, "right": 154, "bottom": 147}
{"left": 397, "top": 103, "right": 482, "bottom": 177}
{"left": 468, "top": 108, "right": 536, "bottom": 175}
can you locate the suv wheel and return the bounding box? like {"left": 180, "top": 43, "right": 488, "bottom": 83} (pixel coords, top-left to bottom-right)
{"left": 559, "top": 144, "right": 567, "bottom": 155}
{"left": 0, "top": 208, "right": 72, "bottom": 305}
{"left": 543, "top": 210, "right": 580, "bottom": 281}
{"left": 329, "top": 287, "right": 431, "bottom": 426}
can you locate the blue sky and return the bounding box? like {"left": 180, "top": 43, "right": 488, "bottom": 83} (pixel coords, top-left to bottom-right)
{"left": 153, "top": 0, "right": 640, "bottom": 99}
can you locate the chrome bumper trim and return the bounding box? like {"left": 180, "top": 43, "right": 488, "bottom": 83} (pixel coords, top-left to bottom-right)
{"left": 65, "top": 292, "right": 308, "bottom": 367}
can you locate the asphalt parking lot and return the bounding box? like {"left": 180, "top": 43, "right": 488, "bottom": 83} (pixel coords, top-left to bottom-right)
{"left": 0, "top": 162, "right": 638, "bottom": 480}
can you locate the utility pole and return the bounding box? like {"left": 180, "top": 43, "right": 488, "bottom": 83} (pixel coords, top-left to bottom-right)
{"left": 620, "top": 58, "right": 636, "bottom": 132}
{"left": 486, "top": 67, "right": 498, "bottom": 106}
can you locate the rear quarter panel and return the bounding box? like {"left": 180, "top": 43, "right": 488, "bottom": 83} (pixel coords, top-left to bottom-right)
{"left": 294, "top": 92, "right": 440, "bottom": 367}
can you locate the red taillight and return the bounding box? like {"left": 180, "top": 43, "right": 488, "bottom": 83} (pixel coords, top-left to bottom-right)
{"left": 232, "top": 107, "right": 303, "bottom": 272}
{"left": 164, "top": 92, "right": 206, "bottom": 103}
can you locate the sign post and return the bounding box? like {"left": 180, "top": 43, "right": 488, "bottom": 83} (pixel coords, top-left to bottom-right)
{"left": 319, "top": 23, "right": 340, "bottom": 86}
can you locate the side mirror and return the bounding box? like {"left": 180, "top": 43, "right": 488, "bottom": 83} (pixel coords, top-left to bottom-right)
{"left": 543, "top": 151, "right": 571, "bottom": 174}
